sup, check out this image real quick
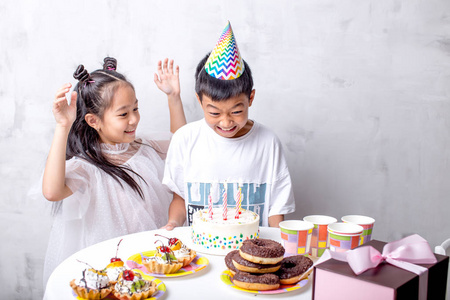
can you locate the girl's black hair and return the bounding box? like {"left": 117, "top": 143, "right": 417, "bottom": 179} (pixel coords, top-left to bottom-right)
{"left": 68, "top": 57, "right": 146, "bottom": 198}
{"left": 195, "top": 53, "right": 254, "bottom": 102}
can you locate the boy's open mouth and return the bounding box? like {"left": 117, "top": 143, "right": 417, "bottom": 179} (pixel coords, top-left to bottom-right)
{"left": 217, "top": 126, "right": 237, "bottom": 133}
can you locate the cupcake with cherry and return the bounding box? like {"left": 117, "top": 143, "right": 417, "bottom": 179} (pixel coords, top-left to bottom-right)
{"left": 142, "top": 240, "right": 183, "bottom": 274}
{"left": 104, "top": 239, "right": 127, "bottom": 284}
{"left": 155, "top": 234, "right": 197, "bottom": 267}
{"left": 70, "top": 261, "right": 113, "bottom": 299}
{"left": 113, "top": 269, "right": 157, "bottom": 300}
{"left": 224, "top": 238, "right": 313, "bottom": 291}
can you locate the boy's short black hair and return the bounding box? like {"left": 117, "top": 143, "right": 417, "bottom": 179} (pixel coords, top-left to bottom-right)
{"left": 195, "top": 53, "right": 253, "bottom": 101}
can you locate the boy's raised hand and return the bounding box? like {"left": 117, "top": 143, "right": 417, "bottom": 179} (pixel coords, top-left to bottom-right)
{"left": 154, "top": 58, "right": 180, "bottom": 97}
{"left": 53, "top": 83, "right": 77, "bottom": 128}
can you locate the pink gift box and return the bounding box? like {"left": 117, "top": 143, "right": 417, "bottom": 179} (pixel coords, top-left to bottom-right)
{"left": 312, "top": 240, "right": 449, "bottom": 300}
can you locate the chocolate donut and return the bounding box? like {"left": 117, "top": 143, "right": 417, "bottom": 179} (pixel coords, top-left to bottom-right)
{"left": 232, "top": 252, "right": 281, "bottom": 273}
{"left": 224, "top": 250, "right": 239, "bottom": 275}
{"left": 276, "top": 255, "right": 313, "bottom": 285}
{"left": 233, "top": 271, "right": 280, "bottom": 291}
{"left": 239, "top": 239, "right": 285, "bottom": 264}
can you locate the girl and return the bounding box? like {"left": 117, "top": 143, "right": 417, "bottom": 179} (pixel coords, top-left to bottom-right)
{"left": 42, "top": 57, "right": 185, "bottom": 285}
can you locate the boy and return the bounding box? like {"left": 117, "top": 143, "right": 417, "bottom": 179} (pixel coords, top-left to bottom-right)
{"left": 163, "top": 22, "right": 295, "bottom": 229}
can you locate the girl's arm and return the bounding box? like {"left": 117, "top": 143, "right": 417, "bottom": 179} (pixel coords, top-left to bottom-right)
{"left": 42, "top": 84, "right": 77, "bottom": 202}
{"left": 154, "top": 58, "right": 187, "bottom": 133}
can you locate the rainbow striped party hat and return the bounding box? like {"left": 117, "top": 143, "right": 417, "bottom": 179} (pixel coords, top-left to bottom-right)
{"left": 204, "top": 21, "right": 245, "bottom": 80}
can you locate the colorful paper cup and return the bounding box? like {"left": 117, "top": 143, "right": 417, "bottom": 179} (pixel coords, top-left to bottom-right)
{"left": 341, "top": 215, "right": 375, "bottom": 245}
{"left": 327, "top": 222, "right": 364, "bottom": 252}
{"left": 279, "top": 220, "right": 314, "bottom": 256}
{"left": 303, "top": 215, "right": 337, "bottom": 257}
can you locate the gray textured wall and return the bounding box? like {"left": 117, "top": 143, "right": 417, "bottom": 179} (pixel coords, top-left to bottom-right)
{"left": 1, "top": 0, "right": 449, "bottom": 298}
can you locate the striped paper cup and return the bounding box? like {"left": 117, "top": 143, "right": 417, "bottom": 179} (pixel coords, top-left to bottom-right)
{"left": 303, "top": 215, "right": 337, "bottom": 257}
{"left": 280, "top": 220, "right": 314, "bottom": 256}
{"left": 341, "top": 215, "right": 375, "bottom": 245}
{"left": 327, "top": 222, "right": 364, "bottom": 252}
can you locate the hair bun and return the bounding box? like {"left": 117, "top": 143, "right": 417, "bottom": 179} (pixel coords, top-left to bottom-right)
{"left": 103, "top": 57, "right": 117, "bottom": 71}
{"left": 73, "top": 65, "right": 90, "bottom": 82}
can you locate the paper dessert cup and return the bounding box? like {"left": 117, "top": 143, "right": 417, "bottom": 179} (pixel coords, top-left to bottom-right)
{"left": 341, "top": 215, "right": 375, "bottom": 245}
{"left": 303, "top": 215, "right": 337, "bottom": 257}
{"left": 176, "top": 250, "right": 197, "bottom": 267}
{"left": 142, "top": 260, "right": 183, "bottom": 274}
{"left": 279, "top": 220, "right": 314, "bottom": 256}
{"left": 70, "top": 279, "right": 112, "bottom": 299}
{"left": 327, "top": 222, "right": 364, "bottom": 252}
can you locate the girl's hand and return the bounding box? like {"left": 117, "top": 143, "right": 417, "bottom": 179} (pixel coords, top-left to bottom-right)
{"left": 154, "top": 58, "right": 180, "bottom": 97}
{"left": 53, "top": 83, "right": 77, "bottom": 128}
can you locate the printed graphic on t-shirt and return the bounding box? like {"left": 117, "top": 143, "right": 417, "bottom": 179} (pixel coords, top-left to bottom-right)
{"left": 186, "top": 182, "right": 265, "bottom": 226}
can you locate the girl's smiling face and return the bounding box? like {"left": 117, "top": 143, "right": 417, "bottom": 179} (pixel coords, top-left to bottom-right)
{"left": 96, "top": 84, "right": 140, "bottom": 145}
{"left": 198, "top": 90, "right": 255, "bottom": 138}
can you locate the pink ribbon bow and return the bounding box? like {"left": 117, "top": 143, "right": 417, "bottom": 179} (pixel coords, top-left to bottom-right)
{"left": 317, "top": 234, "right": 437, "bottom": 300}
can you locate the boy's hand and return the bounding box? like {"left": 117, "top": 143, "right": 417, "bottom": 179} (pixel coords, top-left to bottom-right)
{"left": 154, "top": 58, "right": 180, "bottom": 97}
{"left": 161, "top": 220, "right": 179, "bottom": 231}
{"left": 53, "top": 83, "right": 77, "bottom": 128}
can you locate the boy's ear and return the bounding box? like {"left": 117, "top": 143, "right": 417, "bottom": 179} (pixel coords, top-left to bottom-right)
{"left": 248, "top": 89, "right": 256, "bottom": 107}
{"left": 195, "top": 93, "right": 202, "bottom": 105}
{"left": 85, "top": 113, "right": 100, "bottom": 131}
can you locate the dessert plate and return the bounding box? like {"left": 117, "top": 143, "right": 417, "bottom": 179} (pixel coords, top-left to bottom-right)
{"left": 127, "top": 250, "right": 209, "bottom": 277}
{"left": 220, "top": 269, "right": 309, "bottom": 294}
{"left": 73, "top": 272, "right": 166, "bottom": 299}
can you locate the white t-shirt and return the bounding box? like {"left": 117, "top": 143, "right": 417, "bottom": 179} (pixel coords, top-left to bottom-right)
{"left": 43, "top": 138, "right": 171, "bottom": 286}
{"left": 163, "top": 119, "right": 295, "bottom": 227}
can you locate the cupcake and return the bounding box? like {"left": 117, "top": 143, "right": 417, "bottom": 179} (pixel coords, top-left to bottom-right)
{"left": 104, "top": 239, "right": 127, "bottom": 283}
{"left": 113, "top": 270, "right": 157, "bottom": 300}
{"left": 155, "top": 234, "right": 196, "bottom": 267}
{"left": 142, "top": 241, "right": 183, "bottom": 274}
{"left": 105, "top": 260, "right": 126, "bottom": 284}
{"left": 70, "top": 267, "right": 113, "bottom": 299}
{"left": 172, "top": 245, "right": 196, "bottom": 267}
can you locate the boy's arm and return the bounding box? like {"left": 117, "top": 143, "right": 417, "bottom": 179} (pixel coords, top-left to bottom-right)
{"left": 42, "top": 84, "right": 76, "bottom": 202}
{"left": 268, "top": 214, "right": 284, "bottom": 228}
{"left": 162, "top": 192, "right": 186, "bottom": 230}
{"left": 154, "top": 58, "right": 187, "bottom": 133}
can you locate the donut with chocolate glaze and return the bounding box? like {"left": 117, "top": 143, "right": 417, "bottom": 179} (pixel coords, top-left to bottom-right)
{"left": 232, "top": 252, "right": 281, "bottom": 273}
{"left": 239, "top": 239, "right": 285, "bottom": 264}
{"left": 224, "top": 250, "right": 239, "bottom": 275}
{"left": 276, "top": 255, "right": 314, "bottom": 284}
{"left": 233, "top": 271, "right": 280, "bottom": 291}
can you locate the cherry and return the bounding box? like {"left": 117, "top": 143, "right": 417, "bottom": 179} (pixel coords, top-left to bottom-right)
{"left": 122, "top": 270, "right": 134, "bottom": 281}
{"left": 110, "top": 239, "right": 123, "bottom": 263}
{"left": 155, "top": 234, "right": 179, "bottom": 246}
{"left": 110, "top": 257, "right": 122, "bottom": 263}
{"left": 154, "top": 240, "right": 171, "bottom": 253}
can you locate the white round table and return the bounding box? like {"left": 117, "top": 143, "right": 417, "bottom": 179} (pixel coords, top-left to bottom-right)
{"left": 44, "top": 227, "right": 313, "bottom": 299}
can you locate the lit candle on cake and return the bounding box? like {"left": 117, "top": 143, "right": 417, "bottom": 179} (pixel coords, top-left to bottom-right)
{"left": 208, "top": 191, "right": 213, "bottom": 220}
{"left": 222, "top": 183, "right": 228, "bottom": 220}
{"left": 235, "top": 184, "right": 242, "bottom": 219}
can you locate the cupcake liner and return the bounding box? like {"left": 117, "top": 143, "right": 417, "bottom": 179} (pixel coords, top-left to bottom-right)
{"left": 70, "top": 279, "right": 112, "bottom": 299}
{"left": 142, "top": 260, "right": 183, "bottom": 274}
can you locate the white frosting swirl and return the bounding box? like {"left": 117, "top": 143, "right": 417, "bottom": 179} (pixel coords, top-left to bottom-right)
{"left": 77, "top": 269, "right": 110, "bottom": 290}
{"left": 114, "top": 272, "right": 152, "bottom": 295}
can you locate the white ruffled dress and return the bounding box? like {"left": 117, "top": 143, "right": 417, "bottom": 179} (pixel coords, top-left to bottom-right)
{"left": 43, "top": 139, "right": 171, "bottom": 285}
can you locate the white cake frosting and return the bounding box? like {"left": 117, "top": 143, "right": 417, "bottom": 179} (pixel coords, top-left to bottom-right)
{"left": 191, "top": 208, "right": 260, "bottom": 255}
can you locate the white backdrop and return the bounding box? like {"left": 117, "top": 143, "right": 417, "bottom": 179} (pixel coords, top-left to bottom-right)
{"left": 1, "top": 0, "right": 449, "bottom": 298}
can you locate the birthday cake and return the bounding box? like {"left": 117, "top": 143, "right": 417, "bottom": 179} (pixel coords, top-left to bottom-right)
{"left": 191, "top": 208, "right": 260, "bottom": 255}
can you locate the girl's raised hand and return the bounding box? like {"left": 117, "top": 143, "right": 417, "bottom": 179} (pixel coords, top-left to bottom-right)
{"left": 53, "top": 83, "right": 77, "bottom": 128}
{"left": 154, "top": 58, "right": 180, "bottom": 97}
